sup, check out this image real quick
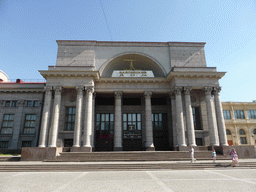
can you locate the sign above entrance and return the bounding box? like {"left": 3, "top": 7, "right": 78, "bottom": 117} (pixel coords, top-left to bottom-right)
{"left": 112, "top": 70, "right": 154, "bottom": 77}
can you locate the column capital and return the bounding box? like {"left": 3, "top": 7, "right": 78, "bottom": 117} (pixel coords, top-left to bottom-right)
{"left": 204, "top": 87, "right": 213, "bottom": 95}
{"left": 213, "top": 87, "right": 221, "bottom": 94}
{"left": 144, "top": 91, "right": 152, "bottom": 98}
{"left": 44, "top": 86, "right": 52, "bottom": 92}
{"left": 86, "top": 87, "right": 94, "bottom": 93}
{"left": 115, "top": 91, "right": 122, "bottom": 99}
{"left": 53, "top": 86, "right": 62, "bottom": 93}
{"left": 76, "top": 86, "right": 84, "bottom": 92}
{"left": 174, "top": 87, "right": 183, "bottom": 95}
{"left": 184, "top": 87, "right": 192, "bottom": 95}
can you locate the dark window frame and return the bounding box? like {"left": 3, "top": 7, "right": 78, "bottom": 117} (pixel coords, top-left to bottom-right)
{"left": 1, "top": 114, "right": 15, "bottom": 134}
{"left": 223, "top": 110, "right": 231, "bottom": 119}
{"left": 65, "top": 107, "right": 76, "bottom": 131}
{"left": 23, "top": 114, "right": 37, "bottom": 134}
{"left": 234, "top": 110, "right": 245, "bottom": 119}
{"left": 248, "top": 110, "right": 256, "bottom": 119}
{"left": 192, "top": 107, "right": 202, "bottom": 130}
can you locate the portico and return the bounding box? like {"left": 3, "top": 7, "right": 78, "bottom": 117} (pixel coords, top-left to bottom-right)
{"left": 37, "top": 40, "right": 229, "bottom": 152}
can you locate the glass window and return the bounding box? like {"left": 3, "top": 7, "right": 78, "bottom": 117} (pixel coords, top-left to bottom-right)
{"left": 253, "top": 129, "right": 256, "bottom": 135}
{"left": 22, "top": 141, "right": 32, "bottom": 148}
{"left": 223, "top": 110, "right": 231, "bottom": 119}
{"left": 239, "top": 129, "right": 246, "bottom": 135}
{"left": 33, "top": 101, "right": 38, "bottom": 107}
{"left": 27, "top": 101, "right": 33, "bottom": 107}
{"left": 240, "top": 137, "right": 247, "bottom": 144}
{"left": 192, "top": 107, "right": 202, "bottom": 130}
{"left": 24, "top": 114, "right": 36, "bottom": 134}
{"left": 5, "top": 101, "right": 10, "bottom": 107}
{"left": 65, "top": 107, "right": 76, "bottom": 131}
{"left": 248, "top": 110, "right": 256, "bottom": 119}
{"left": 11, "top": 101, "right": 17, "bottom": 107}
{"left": 0, "top": 141, "right": 9, "bottom": 148}
{"left": 234, "top": 110, "right": 245, "bottom": 119}
{"left": 226, "top": 129, "right": 231, "bottom": 135}
{"left": 1, "top": 114, "right": 15, "bottom": 134}
{"left": 95, "top": 113, "right": 114, "bottom": 137}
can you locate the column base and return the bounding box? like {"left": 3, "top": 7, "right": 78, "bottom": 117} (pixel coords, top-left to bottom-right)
{"left": 114, "top": 147, "right": 123, "bottom": 151}
{"left": 81, "top": 146, "right": 92, "bottom": 152}
{"left": 146, "top": 146, "right": 155, "bottom": 151}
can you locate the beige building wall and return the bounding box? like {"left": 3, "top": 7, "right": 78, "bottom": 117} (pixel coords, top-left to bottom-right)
{"left": 223, "top": 102, "right": 256, "bottom": 147}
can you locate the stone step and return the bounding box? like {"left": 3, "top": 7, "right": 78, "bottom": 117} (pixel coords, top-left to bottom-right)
{"left": 0, "top": 162, "right": 255, "bottom": 172}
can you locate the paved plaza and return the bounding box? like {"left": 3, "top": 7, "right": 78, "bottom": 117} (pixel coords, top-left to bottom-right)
{"left": 0, "top": 167, "right": 256, "bottom": 192}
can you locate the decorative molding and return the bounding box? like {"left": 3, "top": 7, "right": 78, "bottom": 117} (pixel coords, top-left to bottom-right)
{"left": 44, "top": 86, "right": 52, "bottom": 92}
{"left": 18, "top": 100, "right": 25, "bottom": 107}
{"left": 86, "top": 87, "right": 94, "bottom": 94}
{"left": 174, "top": 87, "right": 183, "bottom": 95}
{"left": 213, "top": 87, "right": 221, "bottom": 94}
{"left": 184, "top": 87, "right": 192, "bottom": 95}
{"left": 144, "top": 91, "right": 152, "bottom": 98}
{"left": 204, "top": 87, "right": 212, "bottom": 95}
{"left": 53, "top": 86, "right": 62, "bottom": 93}
{"left": 76, "top": 86, "right": 84, "bottom": 92}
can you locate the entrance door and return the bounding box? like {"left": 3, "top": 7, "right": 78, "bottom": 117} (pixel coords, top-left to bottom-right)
{"left": 95, "top": 113, "right": 114, "bottom": 151}
{"left": 123, "top": 113, "right": 142, "bottom": 151}
{"left": 152, "top": 113, "right": 169, "bottom": 150}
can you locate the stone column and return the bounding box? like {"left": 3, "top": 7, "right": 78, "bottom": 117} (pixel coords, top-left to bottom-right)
{"left": 10, "top": 100, "right": 25, "bottom": 149}
{"left": 73, "top": 86, "right": 84, "bottom": 147}
{"left": 114, "top": 91, "right": 122, "bottom": 151}
{"left": 91, "top": 93, "right": 96, "bottom": 149}
{"left": 174, "top": 87, "right": 186, "bottom": 147}
{"left": 170, "top": 94, "right": 178, "bottom": 147}
{"left": 204, "top": 87, "right": 219, "bottom": 146}
{"left": 213, "top": 87, "right": 228, "bottom": 146}
{"left": 48, "top": 86, "right": 62, "bottom": 148}
{"left": 144, "top": 92, "right": 155, "bottom": 150}
{"left": 82, "top": 87, "right": 94, "bottom": 151}
{"left": 38, "top": 86, "right": 52, "bottom": 147}
{"left": 184, "top": 87, "right": 196, "bottom": 146}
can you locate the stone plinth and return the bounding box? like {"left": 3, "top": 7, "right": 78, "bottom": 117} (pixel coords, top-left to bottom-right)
{"left": 21, "top": 147, "right": 62, "bottom": 161}
{"left": 71, "top": 147, "right": 92, "bottom": 152}
{"left": 214, "top": 146, "right": 256, "bottom": 159}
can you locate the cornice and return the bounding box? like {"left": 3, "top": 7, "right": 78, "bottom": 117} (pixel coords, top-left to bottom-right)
{"left": 166, "top": 71, "right": 226, "bottom": 80}
{"left": 39, "top": 70, "right": 100, "bottom": 79}
{"left": 0, "top": 88, "right": 44, "bottom": 93}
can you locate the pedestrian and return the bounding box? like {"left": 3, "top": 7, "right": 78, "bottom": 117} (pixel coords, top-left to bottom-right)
{"left": 212, "top": 149, "right": 216, "bottom": 163}
{"left": 189, "top": 146, "right": 196, "bottom": 163}
{"left": 230, "top": 148, "right": 239, "bottom": 167}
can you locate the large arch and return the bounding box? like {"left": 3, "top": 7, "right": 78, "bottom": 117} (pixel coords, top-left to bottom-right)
{"left": 100, "top": 53, "right": 167, "bottom": 77}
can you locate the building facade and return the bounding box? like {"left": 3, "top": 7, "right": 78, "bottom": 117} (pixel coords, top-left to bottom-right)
{"left": 223, "top": 102, "right": 256, "bottom": 147}
{"left": 0, "top": 40, "right": 230, "bottom": 152}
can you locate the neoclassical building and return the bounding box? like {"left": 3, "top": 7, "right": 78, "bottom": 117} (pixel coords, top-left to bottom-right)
{"left": 0, "top": 40, "right": 230, "bottom": 153}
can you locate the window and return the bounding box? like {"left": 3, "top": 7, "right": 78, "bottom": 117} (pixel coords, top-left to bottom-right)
{"left": 22, "top": 141, "right": 32, "bottom": 148}
{"left": 27, "top": 101, "right": 33, "bottom": 107}
{"left": 33, "top": 101, "right": 38, "bottom": 107}
{"left": 223, "top": 110, "right": 231, "bottom": 119}
{"left": 0, "top": 141, "right": 9, "bottom": 148}
{"left": 253, "top": 129, "right": 256, "bottom": 135}
{"left": 65, "top": 107, "right": 76, "bottom": 131}
{"left": 5, "top": 101, "right": 10, "bottom": 107}
{"left": 248, "top": 110, "right": 256, "bottom": 119}
{"left": 226, "top": 129, "right": 231, "bottom": 135}
{"left": 234, "top": 110, "right": 245, "bottom": 119}
{"left": 123, "top": 113, "right": 141, "bottom": 139}
{"left": 192, "top": 107, "right": 202, "bottom": 130}
{"left": 24, "top": 114, "right": 36, "bottom": 134}
{"left": 1, "top": 114, "right": 14, "bottom": 134}
{"left": 11, "top": 101, "right": 17, "bottom": 107}
{"left": 239, "top": 129, "right": 247, "bottom": 144}
{"left": 196, "top": 138, "right": 203, "bottom": 146}
{"left": 95, "top": 113, "right": 114, "bottom": 138}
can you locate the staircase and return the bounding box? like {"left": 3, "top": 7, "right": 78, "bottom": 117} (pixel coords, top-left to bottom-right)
{"left": 45, "top": 151, "right": 230, "bottom": 162}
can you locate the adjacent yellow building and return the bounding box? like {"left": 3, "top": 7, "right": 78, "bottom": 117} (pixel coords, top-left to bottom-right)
{"left": 223, "top": 101, "right": 256, "bottom": 147}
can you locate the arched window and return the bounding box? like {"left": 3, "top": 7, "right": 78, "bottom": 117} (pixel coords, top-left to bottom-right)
{"left": 253, "top": 129, "right": 256, "bottom": 135}
{"left": 239, "top": 129, "right": 246, "bottom": 135}
{"left": 226, "top": 129, "right": 231, "bottom": 135}
{"left": 239, "top": 129, "right": 247, "bottom": 144}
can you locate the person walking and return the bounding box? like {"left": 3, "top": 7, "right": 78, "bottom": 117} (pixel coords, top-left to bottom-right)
{"left": 189, "top": 146, "right": 196, "bottom": 163}
{"left": 230, "top": 148, "right": 239, "bottom": 167}
{"left": 212, "top": 149, "right": 216, "bottom": 163}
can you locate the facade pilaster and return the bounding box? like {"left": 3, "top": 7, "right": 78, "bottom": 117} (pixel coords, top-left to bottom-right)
{"left": 48, "top": 86, "right": 62, "bottom": 147}
{"left": 184, "top": 87, "right": 196, "bottom": 146}
{"left": 10, "top": 100, "right": 25, "bottom": 149}
{"left": 114, "top": 91, "right": 122, "bottom": 151}
{"left": 144, "top": 91, "right": 155, "bottom": 150}
{"left": 82, "top": 87, "right": 94, "bottom": 151}
{"left": 204, "top": 87, "right": 219, "bottom": 146}
{"left": 38, "top": 86, "right": 52, "bottom": 147}
{"left": 170, "top": 94, "right": 178, "bottom": 147}
{"left": 174, "top": 87, "right": 186, "bottom": 147}
{"left": 73, "top": 86, "right": 84, "bottom": 147}
{"left": 213, "top": 87, "right": 228, "bottom": 146}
